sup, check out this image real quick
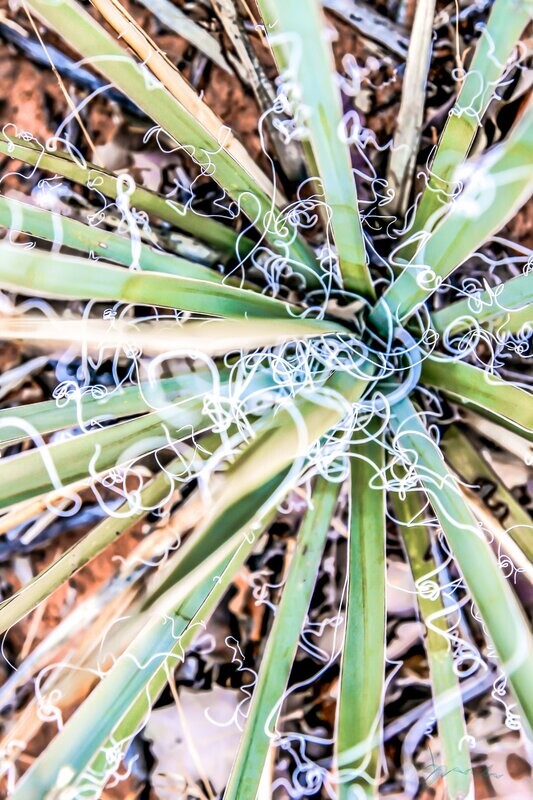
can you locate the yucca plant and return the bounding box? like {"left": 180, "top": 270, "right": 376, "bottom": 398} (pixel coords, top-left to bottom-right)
{"left": 0, "top": 0, "right": 531, "bottom": 798}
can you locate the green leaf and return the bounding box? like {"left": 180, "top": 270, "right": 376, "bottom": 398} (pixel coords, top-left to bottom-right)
{"left": 0, "top": 372, "right": 215, "bottom": 447}
{"left": 2, "top": 341, "right": 340, "bottom": 511}
{"left": 0, "top": 458, "right": 175, "bottom": 633}
{"left": 0, "top": 396, "right": 209, "bottom": 509}
{"left": 0, "top": 134, "right": 247, "bottom": 257}
{"left": 25, "top": 0, "right": 319, "bottom": 281}
{"left": 0, "top": 194, "right": 225, "bottom": 282}
{"left": 256, "top": 0, "right": 374, "bottom": 298}
{"left": 432, "top": 272, "right": 533, "bottom": 335}
{"left": 79, "top": 466, "right": 289, "bottom": 796}
{"left": 405, "top": 0, "right": 533, "bottom": 240}
{"left": 224, "top": 475, "right": 340, "bottom": 799}
{"left": 336, "top": 429, "right": 385, "bottom": 799}
{"left": 440, "top": 425, "right": 533, "bottom": 562}
{"left": 9, "top": 408, "right": 307, "bottom": 796}
{"left": 393, "top": 488, "right": 472, "bottom": 800}
{"left": 374, "top": 106, "right": 533, "bottom": 328}
{"left": 391, "top": 397, "right": 533, "bottom": 736}
{"left": 0, "top": 243, "right": 295, "bottom": 319}
{"left": 421, "top": 357, "right": 533, "bottom": 441}
{"left": 488, "top": 304, "right": 533, "bottom": 336}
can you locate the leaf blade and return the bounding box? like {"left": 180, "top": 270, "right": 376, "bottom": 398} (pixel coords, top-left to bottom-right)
{"left": 374, "top": 106, "right": 533, "bottom": 327}
{"left": 257, "top": 0, "right": 374, "bottom": 297}
{"left": 421, "top": 357, "right": 533, "bottom": 441}
{"left": 393, "top": 488, "right": 472, "bottom": 800}
{"left": 0, "top": 372, "right": 214, "bottom": 447}
{"left": 146, "top": 366, "right": 374, "bottom": 603}
{"left": 0, "top": 396, "right": 209, "bottom": 509}
{"left": 0, "top": 315, "right": 346, "bottom": 359}
{"left": 336, "top": 430, "right": 386, "bottom": 799}
{"left": 0, "top": 243, "right": 296, "bottom": 319}
{"left": 440, "top": 425, "right": 533, "bottom": 562}
{"left": 0, "top": 194, "right": 225, "bottom": 282}
{"left": 25, "top": 0, "right": 319, "bottom": 280}
{"left": 0, "top": 134, "right": 246, "bottom": 257}
{"left": 391, "top": 397, "right": 533, "bottom": 735}
{"left": 405, "top": 0, "right": 532, "bottom": 240}
{"left": 224, "top": 475, "right": 340, "bottom": 799}
{"left": 432, "top": 273, "right": 533, "bottom": 335}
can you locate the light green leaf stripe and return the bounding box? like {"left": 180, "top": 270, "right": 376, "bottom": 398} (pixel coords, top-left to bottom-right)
{"left": 82, "top": 478, "right": 285, "bottom": 796}
{"left": 421, "top": 357, "right": 533, "bottom": 441}
{"left": 25, "top": 0, "right": 319, "bottom": 280}
{"left": 257, "top": 0, "right": 374, "bottom": 298}
{"left": 0, "top": 194, "right": 224, "bottom": 282}
{"left": 373, "top": 106, "right": 533, "bottom": 328}
{"left": 393, "top": 489, "right": 472, "bottom": 800}
{"left": 391, "top": 398, "right": 533, "bottom": 736}
{"left": 83, "top": 464, "right": 294, "bottom": 798}
{"left": 0, "top": 134, "right": 247, "bottom": 257}
{"left": 83, "top": 542, "right": 261, "bottom": 794}
{"left": 224, "top": 475, "right": 340, "bottom": 800}
{"left": 336, "top": 430, "right": 385, "bottom": 799}
{"left": 432, "top": 272, "right": 533, "bottom": 335}
{"left": 0, "top": 243, "right": 294, "bottom": 319}
{"left": 0, "top": 315, "right": 348, "bottom": 360}
{"left": 405, "top": 0, "right": 533, "bottom": 240}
